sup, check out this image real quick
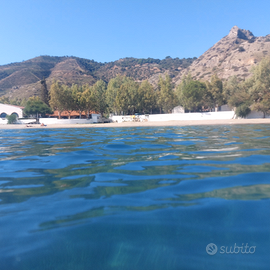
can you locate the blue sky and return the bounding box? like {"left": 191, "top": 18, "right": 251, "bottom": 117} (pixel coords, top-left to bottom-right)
{"left": 0, "top": 0, "right": 269, "bottom": 65}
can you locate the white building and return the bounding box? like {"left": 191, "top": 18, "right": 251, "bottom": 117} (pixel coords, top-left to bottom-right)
{"left": 172, "top": 106, "right": 185, "bottom": 114}
{"left": 0, "top": 103, "right": 24, "bottom": 119}
{"left": 218, "top": 104, "right": 234, "bottom": 111}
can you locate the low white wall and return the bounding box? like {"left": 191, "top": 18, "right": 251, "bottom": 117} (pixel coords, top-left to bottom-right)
{"left": 17, "top": 119, "right": 38, "bottom": 124}
{"left": 0, "top": 118, "right": 8, "bottom": 125}
{"left": 38, "top": 114, "right": 102, "bottom": 125}
{"left": 39, "top": 118, "right": 94, "bottom": 125}
{"left": 110, "top": 115, "right": 149, "bottom": 123}
{"left": 110, "top": 112, "right": 235, "bottom": 123}
{"left": 1, "top": 113, "right": 102, "bottom": 125}
{"left": 149, "top": 111, "right": 235, "bottom": 121}
{"left": 246, "top": 111, "right": 270, "bottom": 119}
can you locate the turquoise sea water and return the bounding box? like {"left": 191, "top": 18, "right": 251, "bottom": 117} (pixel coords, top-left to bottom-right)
{"left": 0, "top": 125, "right": 270, "bottom": 270}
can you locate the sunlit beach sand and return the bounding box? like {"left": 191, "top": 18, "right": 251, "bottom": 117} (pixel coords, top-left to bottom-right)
{"left": 1, "top": 118, "right": 270, "bottom": 129}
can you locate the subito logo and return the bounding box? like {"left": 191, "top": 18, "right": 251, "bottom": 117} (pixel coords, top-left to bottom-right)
{"left": 206, "top": 243, "right": 218, "bottom": 255}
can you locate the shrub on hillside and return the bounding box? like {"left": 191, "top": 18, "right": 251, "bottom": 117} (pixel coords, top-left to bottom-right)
{"left": 238, "top": 47, "right": 245, "bottom": 52}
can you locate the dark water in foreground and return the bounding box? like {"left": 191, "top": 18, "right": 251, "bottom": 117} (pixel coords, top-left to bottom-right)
{"left": 0, "top": 125, "right": 270, "bottom": 270}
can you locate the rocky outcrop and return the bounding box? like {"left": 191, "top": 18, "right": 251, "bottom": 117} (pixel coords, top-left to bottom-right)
{"left": 174, "top": 26, "right": 270, "bottom": 84}
{"left": 228, "top": 26, "right": 255, "bottom": 40}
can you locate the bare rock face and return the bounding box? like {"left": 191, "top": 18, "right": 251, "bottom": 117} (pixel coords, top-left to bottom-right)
{"left": 174, "top": 26, "right": 270, "bottom": 84}
{"left": 228, "top": 26, "right": 255, "bottom": 40}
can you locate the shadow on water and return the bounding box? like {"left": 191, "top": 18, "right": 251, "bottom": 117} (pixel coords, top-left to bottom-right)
{"left": 0, "top": 125, "right": 270, "bottom": 269}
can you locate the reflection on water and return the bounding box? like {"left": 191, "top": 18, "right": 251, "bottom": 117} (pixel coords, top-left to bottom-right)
{"left": 0, "top": 125, "right": 270, "bottom": 269}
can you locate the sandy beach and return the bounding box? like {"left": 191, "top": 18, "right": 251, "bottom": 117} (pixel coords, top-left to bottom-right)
{"left": 1, "top": 118, "right": 270, "bottom": 129}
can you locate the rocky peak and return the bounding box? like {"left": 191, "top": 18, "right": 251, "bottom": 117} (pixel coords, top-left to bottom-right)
{"left": 174, "top": 26, "right": 270, "bottom": 84}
{"left": 228, "top": 26, "right": 255, "bottom": 40}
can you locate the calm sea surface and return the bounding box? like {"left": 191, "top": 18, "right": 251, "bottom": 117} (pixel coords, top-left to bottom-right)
{"left": 0, "top": 125, "right": 270, "bottom": 270}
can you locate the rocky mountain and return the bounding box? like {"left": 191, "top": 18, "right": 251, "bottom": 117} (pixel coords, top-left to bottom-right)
{"left": 175, "top": 26, "right": 270, "bottom": 84}
{"left": 0, "top": 26, "right": 269, "bottom": 100}
{"left": 0, "top": 55, "right": 195, "bottom": 99}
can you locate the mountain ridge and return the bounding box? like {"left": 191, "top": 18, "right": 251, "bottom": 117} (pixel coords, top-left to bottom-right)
{"left": 1, "top": 26, "right": 269, "bottom": 100}
{"left": 0, "top": 55, "right": 195, "bottom": 99}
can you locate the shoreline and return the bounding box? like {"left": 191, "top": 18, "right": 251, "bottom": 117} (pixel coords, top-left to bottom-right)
{"left": 1, "top": 118, "right": 270, "bottom": 129}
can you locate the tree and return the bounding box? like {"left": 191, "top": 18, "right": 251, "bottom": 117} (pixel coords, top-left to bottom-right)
{"left": 223, "top": 76, "right": 240, "bottom": 107}
{"left": 206, "top": 74, "right": 225, "bottom": 110}
{"left": 137, "top": 80, "right": 157, "bottom": 114}
{"left": 178, "top": 78, "right": 207, "bottom": 112}
{"left": 49, "top": 81, "right": 66, "bottom": 119}
{"left": 92, "top": 80, "right": 107, "bottom": 116}
{"left": 176, "top": 74, "right": 192, "bottom": 103}
{"left": 71, "top": 84, "right": 85, "bottom": 118}
{"left": 24, "top": 96, "right": 52, "bottom": 121}
{"left": 82, "top": 84, "right": 97, "bottom": 118}
{"left": 62, "top": 85, "right": 76, "bottom": 119}
{"left": 157, "top": 75, "right": 176, "bottom": 113}
{"left": 114, "top": 78, "right": 139, "bottom": 115}
{"left": 224, "top": 76, "right": 251, "bottom": 107}
{"left": 125, "top": 79, "right": 139, "bottom": 114}
{"left": 223, "top": 76, "right": 252, "bottom": 118}
{"left": 40, "top": 78, "right": 49, "bottom": 106}
{"left": 235, "top": 103, "right": 251, "bottom": 118}
{"left": 6, "top": 114, "right": 17, "bottom": 124}
{"left": 106, "top": 75, "right": 129, "bottom": 114}
{"left": 249, "top": 57, "right": 270, "bottom": 118}
{"left": 115, "top": 84, "right": 129, "bottom": 115}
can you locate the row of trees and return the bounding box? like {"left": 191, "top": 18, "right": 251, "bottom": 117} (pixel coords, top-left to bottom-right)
{"left": 106, "top": 75, "right": 176, "bottom": 115}
{"left": 46, "top": 75, "right": 177, "bottom": 117}
{"left": 46, "top": 73, "right": 225, "bottom": 117}
{"left": 49, "top": 80, "right": 107, "bottom": 118}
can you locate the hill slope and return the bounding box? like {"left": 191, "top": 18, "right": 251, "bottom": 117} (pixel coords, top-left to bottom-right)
{"left": 175, "top": 26, "right": 270, "bottom": 84}
{"left": 0, "top": 56, "right": 195, "bottom": 99}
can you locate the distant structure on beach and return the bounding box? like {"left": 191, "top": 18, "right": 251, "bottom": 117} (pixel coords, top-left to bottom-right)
{"left": 0, "top": 103, "right": 24, "bottom": 119}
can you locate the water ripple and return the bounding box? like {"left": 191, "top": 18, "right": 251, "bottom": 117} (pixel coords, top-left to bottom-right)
{"left": 0, "top": 125, "right": 270, "bottom": 269}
